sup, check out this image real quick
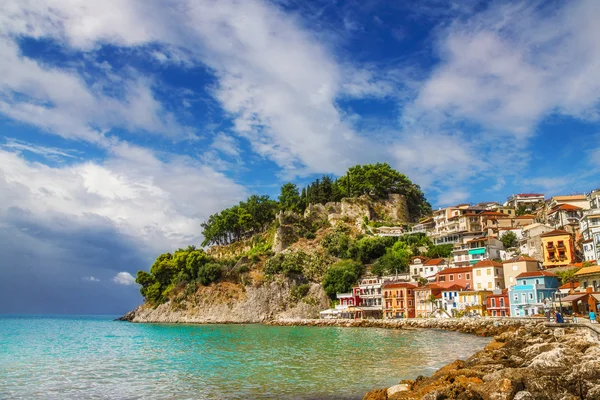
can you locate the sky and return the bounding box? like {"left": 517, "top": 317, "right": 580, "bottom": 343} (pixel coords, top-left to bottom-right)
{"left": 1, "top": 0, "right": 599, "bottom": 314}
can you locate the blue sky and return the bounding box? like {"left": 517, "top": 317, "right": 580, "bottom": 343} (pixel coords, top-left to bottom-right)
{"left": 1, "top": 0, "right": 599, "bottom": 314}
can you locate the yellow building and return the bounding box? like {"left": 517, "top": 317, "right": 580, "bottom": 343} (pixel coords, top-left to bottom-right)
{"left": 458, "top": 290, "right": 492, "bottom": 316}
{"left": 540, "top": 229, "right": 576, "bottom": 268}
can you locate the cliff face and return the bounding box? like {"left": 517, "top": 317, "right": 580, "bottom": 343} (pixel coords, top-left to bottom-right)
{"left": 130, "top": 279, "right": 330, "bottom": 324}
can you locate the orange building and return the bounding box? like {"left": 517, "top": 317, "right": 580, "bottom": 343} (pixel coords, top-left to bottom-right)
{"left": 382, "top": 282, "right": 418, "bottom": 319}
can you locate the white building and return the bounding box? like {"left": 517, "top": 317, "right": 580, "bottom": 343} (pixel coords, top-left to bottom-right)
{"left": 409, "top": 257, "right": 448, "bottom": 282}
{"left": 472, "top": 260, "right": 505, "bottom": 291}
{"left": 439, "top": 285, "right": 465, "bottom": 315}
{"left": 505, "top": 193, "right": 545, "bottom": 210}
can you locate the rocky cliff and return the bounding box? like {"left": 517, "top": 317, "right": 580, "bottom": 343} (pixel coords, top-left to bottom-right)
{"left": 127, "top": 279, "right": 330, "bottom": 324}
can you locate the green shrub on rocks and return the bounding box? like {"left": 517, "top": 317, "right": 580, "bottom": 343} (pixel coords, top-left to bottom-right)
{"left": 322, "top": 259, "right": 365, "bottom": 299}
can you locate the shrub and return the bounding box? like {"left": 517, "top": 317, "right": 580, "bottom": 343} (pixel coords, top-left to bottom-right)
{"left": 304, "top": 231, "right": 316, "bottom": 240}
{"left": 322, "top": 259, "right": 364, "bottom": 299}
{"left": 197, "top": 263, "right": 223, "bottom": 286}
{"left": 290, "top": 283, "right": 311, "bottom": 302}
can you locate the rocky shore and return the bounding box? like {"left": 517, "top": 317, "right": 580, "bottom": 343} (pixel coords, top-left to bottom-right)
{"left": 351, "top": 321, "right": 600, "bottom": 400}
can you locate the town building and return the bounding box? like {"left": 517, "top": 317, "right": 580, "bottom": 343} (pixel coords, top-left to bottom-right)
{"left": 548, "top": 195, "right": 590, "bottom": 210}
{"left": 505, "top": 193, "right": 545, "bottom": 211}
{"left": 575, "top": 265, "right": 600, "bottom": 292}
{"left": 546, "top": 204, "right": 583, "bottom": 235}
{"left": 457, "top": 290, "right": 492, "bottom": 316}
{"left": 411, "top": 217, "right": 434, "bottom": 234}
{"left": 508, "top": 271, "right": 559, "bottom": 317}
{"left": 540, "top": 229, "right": 577, "bottom": 268}
{"left": 472, "top": 260, "right": 505, "bottom": 291}
{"left": 439, "top": 284, "right": 465, "bottom": 316}
{"left": 357, "top": 277, "right": 383, "bottom": 319}
{"left": 435, "top": 266, "right": 474, "bottom": 289}
{"left": 486, "top": 289, "right": 510, "bottom": 317}
{"left": 382, "top": 282, "right": 417, "bottom": 319}
{"left": 409, "top": 258, "right": 448, "bottom": 282}
{"left": 502, "top": 256, "right": 540, "bottom": 288}
{"left": 414, "top": 284, "right": 444, "bottom": 318}
{"left": 580, "top": 208, "right": 600, "bottom": 262}
{"left": 582, "top": 239, "right": 596, "bottom": 262}
{"left": 335, "top": 287, "right": 362, "bottom": 319}
{"left": 518, "top": 223, "right": 555, "bottom": 260}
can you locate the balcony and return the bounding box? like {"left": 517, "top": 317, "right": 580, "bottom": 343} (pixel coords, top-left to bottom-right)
{"left": 546, "top": 243, "right": 555, "bottom": 249}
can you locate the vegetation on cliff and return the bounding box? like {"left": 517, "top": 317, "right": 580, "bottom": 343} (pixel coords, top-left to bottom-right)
{"left": 135, "top": 163, "right": 434, "bottom": 307}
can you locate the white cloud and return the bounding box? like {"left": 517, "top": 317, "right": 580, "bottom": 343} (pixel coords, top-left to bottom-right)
{"left": 82, "top": 276, "right": 100, "bottom": 282}
{"left": 2, "top": 138, "right": 80, "bottom": 161}
{"left": 113, "top": 272, "right": 136, "bottom": 286}
{"left": 210, "top": 133, "right": 241, "bottom": 158}
{"left": 0, "top": 142, "right": 247, "bottom": 252}
{"left": 410, "top": 0, "right": 600, "bottom": 137}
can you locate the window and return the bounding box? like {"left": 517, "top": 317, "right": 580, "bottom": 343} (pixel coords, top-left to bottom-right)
{"left": 487, "top": 269, "right": 492, "bottom": 275}
{"left": 535, "top": 279, "right": 539, "bottom": 285}
{"left": 476, "top": 269, "right": 482, "bottom": 276}
{"left": 477, "top": 283, "right": 482, "bottom": 289}
{"left": 491, "top": 299, "right": 496, "bottom": 308}
{"left": 514, "top": 293, "right": 518, "bottom": 301}
{"left": 449, "top": 275, "right": 454, "bottom": 281}
{"left": 495, "top": 269, "right": 499, "bottom": 275}
{"left": 528, "top": 293, "right": 533, "bottom": 300}
{"left": 512, "top": 265, "right": 518, "bottom": 271}
{"left": 419, "top": 268, "right": 423, "bottom": 273}
{"left": 488, "top": 282, "right": 493, "bottom": 289}
{"left": 408, "top": 300, "right": 412, "bottom": 306}
{"left": 500, "top": 298, "right": 505, "bottom": 307}
{"left": 509, "top": 277, "right": 514, "bottom": 283}
{"left": 439, "top": 276, "right": 446, "bottom": 282}
{"left": 458, "top": 274, "right": 462, "bottom": 279}
{"left": 466, "top": 274, "right": 471, "bottom": 280}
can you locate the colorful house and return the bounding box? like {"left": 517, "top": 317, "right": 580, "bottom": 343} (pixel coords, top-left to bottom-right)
{"left": 540, "top": 229, "right": 577, "bottom": 268}
{"left": 502, "top": 256, "right": 540, "bottom": 288}
{"left": 457, "top": 290, "right": 492, "bottom": 316}
{"left": 335, "top": 287, "right": 362, "bottom": 319}
{"left": 575, "top": 265, "right": 600, "bottom": 292}
{"left": 357, "top": 277, "right": 383, "bottom": 319}
{"left": 414, "top": 284, "right": 444, "bottom": 318}
{"left": 435, "top": 266, "right": 474, "bottom": 289}
{"left": 486, "top": 289, "right": 510, "bottom": 317}
{"left": 439, "top": 284, "right": 465, "bottom": 316}
{"left": 472, "top": 260, "right": 505, "bottom": 291}
{"left": 382, "top": 282, "right": 417, "bottom": 319}
{"left": 508, "top": 271, "right": 559, "bottom": 317}
{"left": 410, "top": 257, "right": 448, "bottom": 282}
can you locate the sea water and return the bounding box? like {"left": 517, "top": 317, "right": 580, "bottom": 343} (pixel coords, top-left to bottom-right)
{"left": 0, "top": 315, "right": 489, "bottom": 399}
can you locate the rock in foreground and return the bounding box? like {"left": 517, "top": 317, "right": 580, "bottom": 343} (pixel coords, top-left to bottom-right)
{"left": 363, "top": 324, "right": 600, "bottom": 400}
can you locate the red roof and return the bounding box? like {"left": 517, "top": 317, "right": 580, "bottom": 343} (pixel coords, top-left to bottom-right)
{"left": 437, "top": 266, "right": 473, "bottom": 275}
{"left": 480, "top": 211, "right": 509, "bottom": 217}
{"left": 424, "top": 258, "right": 446, "bottom": 266}
{"left": 382, "top": 282, "right": 418, "bottom": 289}
{"left": 441, "top": 284, "right": 466, "bottom": 291}
{"left": 516, "top": 214, "right": 536, "bottom": 219}
{"left": 516, "top": 271, "right": 557, "bottom": 278}
{"left": 502, "top": 256, "right": 539, "bottom": 263}
{"left": 559, "top": 282, "right": 580, "bottom": 290}
{"left": 473, "top": 260, "right": 503, "bottom": 268}
{"left": 487, "top": 289, "right": 509, "bottom": 298}
{"left": 548, "top": 204, "right": 583, "bottom": 213}
{"left": 539, "top": 229, "right": 572, "bottom": 238}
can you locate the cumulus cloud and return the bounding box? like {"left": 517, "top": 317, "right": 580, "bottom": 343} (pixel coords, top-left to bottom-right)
{"left": 113, "top": 272, "right": 136, "bottom": 286}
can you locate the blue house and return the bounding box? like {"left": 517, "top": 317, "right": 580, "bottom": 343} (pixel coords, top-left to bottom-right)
{"left": 508, "top": 271, "right": 559, "bottom": 317}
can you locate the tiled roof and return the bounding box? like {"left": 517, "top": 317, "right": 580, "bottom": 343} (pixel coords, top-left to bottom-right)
{"left": 516, "top": 214, "right": 536, "bottom": 219}
{"left": 473, "top": 260, "right": 503, "bottom": 268}
{"left": 539, "top": 229, "right": 572, "bottom": 238}
{"left": 441, "top": 284, "right": 466, "bottom": 291}
{"left": 574, "top": 266, "right": 600, "bottom": 276}
{"left": 382, "top": 282, "right": 418, "bottom": 289}
{"left": 559, "top": 282, "right": 580, "bottom": 290}
{"left": 480, "top": 211, "right": 509, "bottom": 217}
{"left": 502, "top": 256, "right": 539, "bottom": 263}
{"left": 437, "top": 266, "right": 473, "bottom": 274}
{"left": 548, "top": 204, "right": 583, "bottom": 213}
{"left": 568, "top": 261, "right": 596, "bottom": 268}
{"left": 516, "top": 271, "right": 557, "bottom": 278}
{"left": 424, "top": 258, "right": 446, "bottom": 266}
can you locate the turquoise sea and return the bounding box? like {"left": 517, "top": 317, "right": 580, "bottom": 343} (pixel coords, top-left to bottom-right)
{"left": 0, "top": 315, "right": 489, "bottom": 399}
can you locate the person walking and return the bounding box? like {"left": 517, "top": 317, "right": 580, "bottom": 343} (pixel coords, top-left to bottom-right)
{"left": 589, "top": 309, "right": 597, "bottom": 324}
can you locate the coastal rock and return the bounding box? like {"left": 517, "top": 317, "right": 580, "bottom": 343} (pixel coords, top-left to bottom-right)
{"left": 387, "top": 384, "right": 410, "bottom": 396}
{"left": 363, "top": 322, "right": 600, "bottom": 400}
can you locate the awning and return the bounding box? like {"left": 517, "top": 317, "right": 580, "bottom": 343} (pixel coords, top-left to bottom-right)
{"left": 468, "top": 248, "right": 486, "bottom": 255}
{"left": 561, "top": 294, "right": 588, "bottom": 302}
{"left": 592, "top": 294, "right": 600, "bottom": 302}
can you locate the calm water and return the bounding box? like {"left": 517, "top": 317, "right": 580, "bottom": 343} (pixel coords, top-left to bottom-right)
{"left": 0, "top": 316, "right": 489, "bottom": 399}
